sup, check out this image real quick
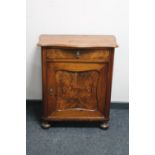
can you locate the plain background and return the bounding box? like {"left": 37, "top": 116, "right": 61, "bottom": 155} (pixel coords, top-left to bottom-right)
{"left": 0, "top": 0, "right": 155, "bottom": 155}
{"left": 26, "top": 0, "right": 129, "bottom": 102}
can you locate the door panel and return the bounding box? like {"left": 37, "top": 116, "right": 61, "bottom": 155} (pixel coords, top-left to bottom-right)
{"left": 47, "top": 62, "right": 108, "bottom": 117}
{"left": 56, "top": 70, "right": 99, "bottom": 111}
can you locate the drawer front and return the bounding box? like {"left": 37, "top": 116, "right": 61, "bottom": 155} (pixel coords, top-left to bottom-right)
{"left": 46, "top": 48, "right": 110, "bottom": 61}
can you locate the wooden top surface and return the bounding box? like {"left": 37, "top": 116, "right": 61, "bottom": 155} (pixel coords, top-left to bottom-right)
{"left": 38, "top": 35, "right": 118, "bottom": 48}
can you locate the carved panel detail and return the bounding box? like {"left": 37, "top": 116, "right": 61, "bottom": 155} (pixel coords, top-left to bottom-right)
{"left": 56, "top": 71, "right": 99, "bottom": 111}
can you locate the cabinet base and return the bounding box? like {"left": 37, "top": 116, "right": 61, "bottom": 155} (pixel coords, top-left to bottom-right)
{"left": 41, "top": 120, "right": 110, "bottom": 129}
{"left": 41, "top": 121, "right": 51, "bottom": 129}
{"left": 100, "top": 122, "right": 109, "bottom": 129}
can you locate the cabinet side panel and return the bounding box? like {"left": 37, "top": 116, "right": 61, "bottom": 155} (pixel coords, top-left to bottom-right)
{"left": 97, "top": 64, "right": 108, "bottom": 114}
{"left": 41, "top": 47, "right": 48, "bottom": 118}
{"left": 104, "top": 48, "right": 115, "bottom": 120}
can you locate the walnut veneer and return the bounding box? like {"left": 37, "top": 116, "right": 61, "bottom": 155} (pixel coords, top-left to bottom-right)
{"left": 38, "top": 35, "right": 118, "bottom": 129}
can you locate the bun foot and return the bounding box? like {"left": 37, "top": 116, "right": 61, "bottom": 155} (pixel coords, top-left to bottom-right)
{"left": 100, "top": 122, "right": 109, "bottom": 129}
{"left": 41, "top": 121, "right": 51, "bottom": 129}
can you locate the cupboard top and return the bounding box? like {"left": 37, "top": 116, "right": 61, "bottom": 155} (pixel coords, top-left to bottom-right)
{"left": 38, "top": 35, "right": 118, "bottom": 48}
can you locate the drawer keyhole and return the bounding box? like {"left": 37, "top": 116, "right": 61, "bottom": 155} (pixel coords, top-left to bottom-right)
{"left": 49, "top": 88, "right": 53, "bottom": 96}
{"left": 76, "top": 51, "right": 80, "bottom": 59}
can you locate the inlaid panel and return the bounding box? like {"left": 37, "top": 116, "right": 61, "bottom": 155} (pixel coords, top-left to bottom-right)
{"left": 56, "top": 71, "right": 99, "bottom": 111}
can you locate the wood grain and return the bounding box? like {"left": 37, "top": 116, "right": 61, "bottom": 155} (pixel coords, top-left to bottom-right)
{"left": 46, "top": 62, "right": 108, "bottom": 117}
{"left": 56, "top": 71, "right": 98, "bottom": 111}
{"left": 43, "top": 110, "right": 105, "bottom": 121}
{"left": 38, "top": 35, "right": 118, "bottom": 48}
{"left": 40, "top": 35, "right": 117, "bottom": 127}
{"left": 46, "top": 48, "right": 110, "bottom": 60}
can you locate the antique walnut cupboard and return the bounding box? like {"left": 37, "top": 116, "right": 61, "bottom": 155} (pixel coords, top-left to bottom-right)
{"left": 38, "top": 35, "right": 118, "bottom": 129}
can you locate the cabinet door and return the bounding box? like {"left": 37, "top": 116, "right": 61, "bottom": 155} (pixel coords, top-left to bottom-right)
{"left": 46, "top": 62, "right": 108, "bottom": 120}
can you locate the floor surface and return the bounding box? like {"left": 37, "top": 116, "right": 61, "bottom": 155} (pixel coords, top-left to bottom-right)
{"left": 26, "top": 103, "right": 129, "bottom": 155}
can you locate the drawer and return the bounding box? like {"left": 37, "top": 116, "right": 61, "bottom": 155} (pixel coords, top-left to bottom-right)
{"left": 46, "top": 48, "right": 110, "bottom": 60}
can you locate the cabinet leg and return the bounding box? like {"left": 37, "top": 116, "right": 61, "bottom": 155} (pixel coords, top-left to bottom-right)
{"left": 100, "top": 121, "right": 109, "bottom": 129}
{"left": 41, "top": 121, "right": 51, "bottom": 129}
